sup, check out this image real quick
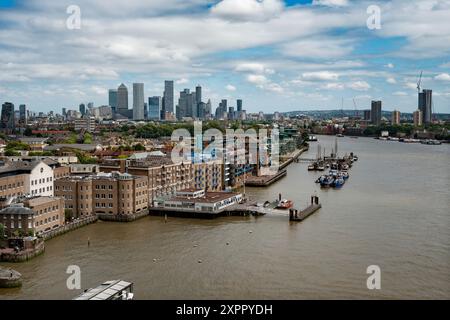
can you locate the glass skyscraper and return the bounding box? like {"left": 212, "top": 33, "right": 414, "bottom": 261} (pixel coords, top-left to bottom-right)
{"left": 148, "top": 96, "right": 162, "bottom": 121}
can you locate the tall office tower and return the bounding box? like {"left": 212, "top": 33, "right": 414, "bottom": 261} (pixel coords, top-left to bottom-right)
{"left": 144, "top": 102, "right": 148, "bottom": 120}
{"left": 228, "top": 107, "right": 235, "bottom": 120}
{"left": 197, "top": 102, "right": 206, "bottom": 119}
{"left": 62, "top": 108, "right": 67, "bottom": 117}
{"left": 195, "top": 85, "right": 202, "bottom": 118}
{"left": 19, "top": 104, "right": 27, "bottom": 125}
{"left": 391, "top": 110, "right": 400, "bottom": 125}
{"left": 133, "top": 83, "right": 145, "bottom": 120}
{"left": 148, "top": 96, "right": 162, "bottom": 121}
{"left": 189, "top": 91, "right": 197, "bottom": 117}
{"left": 195, "top": 85, "right": 202, "bottom": 105}
{"left": 413, "top": 109, "right": 423, "bottom": 127}
{"left": 237, "top": 99, "right": 243, "bottom": 112}
{"left": 177, "top": 89, "right": 190, "bottom": 119}
{"left": 205, "top": 99, "right": 212, "bottom": 118}
{"left": 418, "top": 89, "right": 432, "bottom": 124}
{"left": 215, "top": 99, "right": 228, "bottom": 119}
{"left": 162, "top": 80, "right": 174, "bottom": 119}
{"left": 87, "top": 102, "right": 94, "bottom": 110}
{"left": 371, "top": 101, "right": 382, "bottom": 125}
{"left": 117, "top": 83, "right": 129, "bottom": 117}
{"left": 109, "top": 89, "right": 118, "bottom": 113}
{"left": 1, "top": 102, "right": 15, "bottom": 133}
{"left": 363, "top": 110, "right": 371, "bottom": 121}
{"left": 221, "top": 99, "right": 227, "bottom": 111}
{"left": 79, "top": 103, "right": 86, "bottom": 116}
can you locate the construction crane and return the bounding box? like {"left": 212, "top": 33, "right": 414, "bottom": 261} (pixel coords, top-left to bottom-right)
{"left": 417, "top": 71, "right": 423, "bottom": 93}
{"left": 353, "top": 98, "right": 359, "bottom": 118}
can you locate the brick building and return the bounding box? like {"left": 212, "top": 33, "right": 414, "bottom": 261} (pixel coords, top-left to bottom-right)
{"left": 54, "top": 172, "right": 148, "bottom": 218}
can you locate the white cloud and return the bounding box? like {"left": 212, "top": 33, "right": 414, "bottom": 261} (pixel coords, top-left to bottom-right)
{"left": 226, "top": 84, "right": 236, "bottom": 91}
{"left": 246, "top": 74, "right": 268, "bottom": 85}
{"left": 348, "top": 81, "right": 371, "bottom": 91}
{"left": 435, "top": 73, "right": 450, "bottom": 81}
{"left": 176, "top": 78, "right": 189, "bottom": 84}
{"left": 91, "top": 86, "right": 108, "bottom": 95}
{"left": 393, "top": 91, "right": 408, "bottom": 96}
{"left": 323, "top": 83, "right": 345, "bottom": 90}
{"left": 385, "top": 63, "right": 395, "bottom": 69}
{"left": 235, "top": 62, "right": 274, "bottom": 74}
{"left": 386, "top": 77, "right": 397, "bottom": 84}
{"left": 211, "top": 0, "right": 284, "bottom": 21}
{"left": 302, "top": 71, "right": 339, "bottom": 81}
{"left": 404, "top": 82, "right": 418, "bottom": 90}
{"left": 312, "top": 0, "right": 349, "bottom": 7}
{"left": 281, "top": 38, "right": 354, "bottom": 59}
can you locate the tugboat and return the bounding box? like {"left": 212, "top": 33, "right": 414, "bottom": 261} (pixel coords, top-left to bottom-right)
{"left": 277, "top": 199, "right": 294, "bottom": 209}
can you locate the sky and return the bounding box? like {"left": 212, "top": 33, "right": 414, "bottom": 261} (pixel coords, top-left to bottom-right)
{"left": 0, "top": 0, "right": 450, "bottom": 114}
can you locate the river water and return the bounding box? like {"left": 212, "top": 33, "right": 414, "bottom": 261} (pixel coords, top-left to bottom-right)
{"left": 1, "top": 135, "right": 449, "bottom": 299}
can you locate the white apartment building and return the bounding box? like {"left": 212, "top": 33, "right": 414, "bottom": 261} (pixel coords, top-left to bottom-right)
{"left": 26, "top": 161, "right": 54, "bottom": 197}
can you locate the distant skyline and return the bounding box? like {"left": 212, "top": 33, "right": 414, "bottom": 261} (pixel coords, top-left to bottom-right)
{"left": 1, "top": 0, "right": 450, "bottom": 113}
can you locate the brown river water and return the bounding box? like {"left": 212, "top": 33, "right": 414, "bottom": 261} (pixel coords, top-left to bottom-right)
{"left": 1, "top": 135, "right": 449, "bottom": 299}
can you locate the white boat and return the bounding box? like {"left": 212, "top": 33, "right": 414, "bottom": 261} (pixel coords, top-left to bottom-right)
{"left": 73, "top": 280, "right": 134, "bottom": 300}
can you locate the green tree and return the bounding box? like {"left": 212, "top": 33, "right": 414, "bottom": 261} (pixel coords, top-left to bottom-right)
{"left": 83, "top": 132, "right": 93, "bottom": 144}
{"left": 4, "top": 149, "right": 20, "bottom": 156}
{"left": 6, "top": 141, "right": 30, "bottom": 150}
{"left": 24, "top": 127, "right": 33, "bottom": 136}
{"left": 133, "top": 143, "right": 145, "bottom": 151}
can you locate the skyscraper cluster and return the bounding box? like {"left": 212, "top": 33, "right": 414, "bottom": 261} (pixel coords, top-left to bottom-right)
{"left": 105, "top": 80, "right": 243, "bottom": 121}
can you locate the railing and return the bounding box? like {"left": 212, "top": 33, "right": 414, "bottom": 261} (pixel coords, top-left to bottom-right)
{"left": 40, "top": 215, "right": 98, "bottom": 240}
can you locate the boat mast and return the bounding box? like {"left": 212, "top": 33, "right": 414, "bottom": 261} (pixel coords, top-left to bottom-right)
{"left": 335, "top": 137, "right": 338, "bottom": 158}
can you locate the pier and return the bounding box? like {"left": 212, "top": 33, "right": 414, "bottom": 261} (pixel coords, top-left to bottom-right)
{"left": 289, "top": 196, "right": 321, "bottom": 222}
{"left": 0, "top": 267, "right": 22, "bottom": 288}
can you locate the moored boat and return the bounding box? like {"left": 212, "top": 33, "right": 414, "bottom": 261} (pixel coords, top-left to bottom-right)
{"left": 333, "top": 177, "right": 345, "bottom": 188}
{"left": 73, "top": 280, "right": 134, "bottom": 300}
{"left": 320, "top": 175, "right": 335, "bottom": 188}
{"left": 277, "top": 199, "right": 293, "bottom": 209}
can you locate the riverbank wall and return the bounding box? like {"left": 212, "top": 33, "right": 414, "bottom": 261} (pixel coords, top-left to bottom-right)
{"left": 41, "top": 215, "right": 98, "bottom": 241}
{"left": 0, "top": 240, "right": 45, "bottom": 263}
{"left": 0, "top": 267, "right": 22, "bottom": 288}
{"left": 97, "top": 210, "right": 149, "bottom": 222}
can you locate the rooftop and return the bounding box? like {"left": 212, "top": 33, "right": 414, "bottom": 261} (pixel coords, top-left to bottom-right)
{"left": 25, "top": 196, "right": 61, "bottom": 207}
{"left": 73, "top": 280, "right": 133, "bottom": 300}
{"left": 0, "top": 205, "right": 34, "bottom": 216}
{"left": 167, "top": 191, "right": 241, "bottom": 204}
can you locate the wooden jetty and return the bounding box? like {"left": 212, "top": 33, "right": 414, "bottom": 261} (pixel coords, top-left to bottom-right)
{"left": 289, "top": 196, "right": 321, "bottom": 222}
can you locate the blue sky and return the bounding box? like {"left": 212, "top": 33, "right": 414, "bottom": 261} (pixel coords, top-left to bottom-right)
{"left": 0, "top": 0, "right": 449, "bottom": 114}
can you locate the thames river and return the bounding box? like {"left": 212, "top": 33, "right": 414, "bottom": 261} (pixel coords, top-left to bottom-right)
{"left": 1, "top": 135, "right": 449, "bottom": 299}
